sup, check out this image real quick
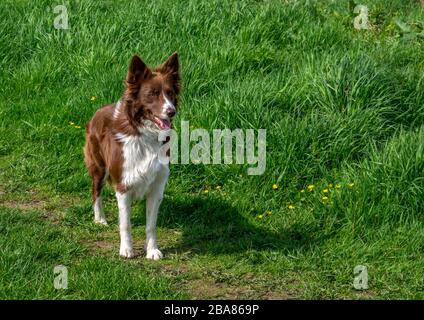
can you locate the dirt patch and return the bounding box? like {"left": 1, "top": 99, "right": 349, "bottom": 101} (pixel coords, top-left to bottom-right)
{"left": 262, "top": 290, "right": 294, "bottom": 300}
{"left": 160, "top": 263, "right": 191, "bottom": 277}
{"left": 182, "top": 275, "right": 297, "bottom": 300}
{"left": 0, "top": 188, "right": 79, "bottom": 224}
{"left": 91, "top": 240, "right": 114, "bottom": 250}
{"left": 1, "top": 199, "right": 46, "bottom": 211}
{"left": 182, "top": 278, "right": 252, "bottom": 299}
{"left": 0, "top": 198, "right": 66, "bottom": 224}
{"left": 351, "top": 289, "right": 377, "bottom": 299}
{"left": 85, "top": 239, "right": 116, "bottom": 256}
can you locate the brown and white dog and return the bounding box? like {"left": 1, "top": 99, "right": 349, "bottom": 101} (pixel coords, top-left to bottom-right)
{"left": 83, "top": 53, "right": 180, "bottom": 260}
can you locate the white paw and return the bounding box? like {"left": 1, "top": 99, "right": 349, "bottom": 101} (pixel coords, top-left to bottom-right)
{"left": 120, "top": 245, "right": 135, "bottom": 258}
{"left": 146, "top": 248, "right": 163, "bottom": 260}
{"left": 94, "top": 218, "right": 108, "bottom": 226}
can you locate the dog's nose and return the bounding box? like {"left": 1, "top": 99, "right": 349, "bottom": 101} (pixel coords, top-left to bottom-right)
{"left": 166, "top": 108, "right": 176, "bottom": 118}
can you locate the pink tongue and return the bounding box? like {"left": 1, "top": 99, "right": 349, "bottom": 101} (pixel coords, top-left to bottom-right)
{"left": 161, "top": 119, "right": 171, "bottom": 129}
{"left": 154, "top": 117, "right": 171, "bottom": 129}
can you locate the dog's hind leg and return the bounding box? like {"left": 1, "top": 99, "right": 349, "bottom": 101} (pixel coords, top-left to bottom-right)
{"left": 84, "top": 133, "right": 108, "bottom": 226}
{"left": 92, "top": 168, "right": 108, "bottom": 225}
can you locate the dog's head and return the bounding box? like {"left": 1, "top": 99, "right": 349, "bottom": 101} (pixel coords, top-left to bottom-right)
{"left": 123, "top": 53, "right": 180, "bottom": 130}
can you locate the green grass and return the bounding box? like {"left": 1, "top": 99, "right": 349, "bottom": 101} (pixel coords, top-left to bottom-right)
{"left": 1, "top": 0, "right": 424, "bottom": 299}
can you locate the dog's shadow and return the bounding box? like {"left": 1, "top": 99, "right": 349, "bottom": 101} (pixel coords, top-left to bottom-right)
{"left": 145, "top": 194, "right": 330, "bottom": 257}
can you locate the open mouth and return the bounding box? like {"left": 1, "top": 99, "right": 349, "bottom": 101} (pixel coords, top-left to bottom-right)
{"left": 152, "top": 116, "right": 171, "bottom": 130}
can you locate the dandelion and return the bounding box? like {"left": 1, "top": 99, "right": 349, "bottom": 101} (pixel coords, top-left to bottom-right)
{"left": 203, "top": 189, "right": 209, "bottom": 194}
{"left": 257, "top": 214, "right": 263, "bottom": 219}
{"left": 69, "top": 121, "right": 75, "bottom": 125}
{"left": 322, "top": 196, "right": 329, "bottom": 201}
{"left": 323, "top": 188, "right": 329, "bottom": 193}
{"left": 335, "top": 184, "right": 341, "bottom": 189}
{"left": 266, "top": 210, "right": 272, "bottom": 215}
{"left": 90, "top": 96, "right": 96, "bottom": 101}
{"left": 328, "top": 183, "right": 333, "bottom": 188}
{"left": 300, "top": 189, "right": 305, "bottom": 193}
{"left": 215, "top": 185, "right": 222, "bottom": 190}
{"left": 288, "top": 204, "right": 295, "bottom": 210}
{"left": 347, "top": 183, "right": 354, "bottom": 188}
{"left": 307, "top": 184, "right": 315, "bottom": 191}
{"left": 272, "top": 183, "right": 279, "bottom": 190}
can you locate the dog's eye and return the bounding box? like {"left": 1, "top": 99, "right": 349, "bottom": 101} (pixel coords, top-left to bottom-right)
{"left": 149, "top": 90, "right": 159, "bottom": 97}
{"left": 166, "top": 90, "right": 174, "bottom": 97}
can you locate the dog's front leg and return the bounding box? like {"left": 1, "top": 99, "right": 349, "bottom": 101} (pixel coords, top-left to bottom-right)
{"left": 145, "top": 169, "right": 169, "bottom": 260}
{"left": 116, "top": 191, "right": 134, "bottom": 258}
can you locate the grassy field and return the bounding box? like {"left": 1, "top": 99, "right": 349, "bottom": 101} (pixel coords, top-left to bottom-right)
{"left": 1, "top": 0, "right": 424, "bottom": 299}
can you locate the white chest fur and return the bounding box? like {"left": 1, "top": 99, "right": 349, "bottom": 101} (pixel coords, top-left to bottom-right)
{"left": 116, "top": 131, "right": 168, "bottom": 198}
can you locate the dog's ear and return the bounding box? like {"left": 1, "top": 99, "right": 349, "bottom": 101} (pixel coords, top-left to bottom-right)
{"left": 160, "top": 52, "right": 181, "bottom": 94}
{"left": 161, "top": 52, "right": 179, "bottom": 75}
{"left": 126, "top": 55, "right": 151, "bottom": 86}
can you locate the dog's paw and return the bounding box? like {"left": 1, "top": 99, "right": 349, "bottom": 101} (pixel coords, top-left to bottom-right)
{"left": 146, "top": 248, "right": 163, "bottom": 260}
{"left": 119, "top": 246, "right": 135, "bottom": 259}
{"left": 94, "top": 218, "right": 108, "bottom": 226}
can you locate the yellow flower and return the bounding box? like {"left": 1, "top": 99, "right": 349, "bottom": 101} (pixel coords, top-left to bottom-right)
{"left": 307, "top": 184, "right": 315, "bottom": 191}
{"left": 74, "top": 125, "right": 81, "bottom": 129}
{"left": 203, "top": 189, "right": 209, "bottom": 194}
{"left": 266, "top": 210, "right": 272, "bottom": 215}
{"left": 322, "top": 196, "right": 329, "bottom": 201}
{"left": 335, "top": 184, "right": 341, "bottom": 189}
{"left": 328, "top": 183, "right": 333, "bottom": 188}
{"left": 215, "top": 185, "right": 221, "bottom": 190}
{"left": 272, "top": 183, "right": 279, "bottom": 190}
{"left": 257, "top": 214, "right": 263, "bottom": 219}
{"left": 300, "top": 189, "right": 305, "bottom": 193}
{"left": 288, "top": 204, "right": 295, "bottom": 210}
{"left": 323, "top": 188, "right": 329, "bottom": 193}
{"left": 347, "top": 183, "right": 354, "bottom": 188}
{"left": 69, "top": 121, "right": 75, "bottom": 125}
{"left": 90, "top": 96, "right": 96, "bottom": 101}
